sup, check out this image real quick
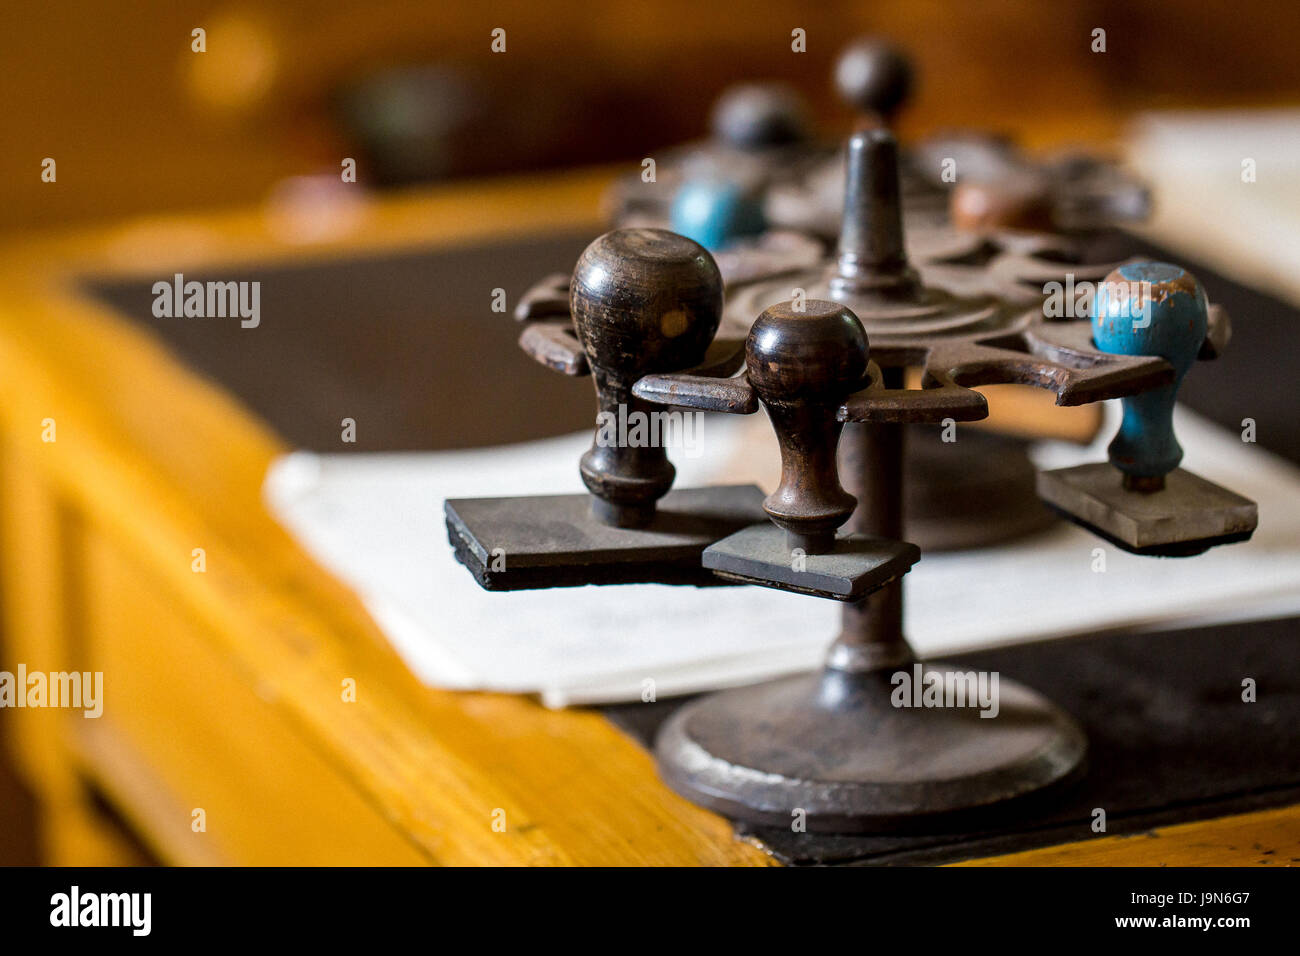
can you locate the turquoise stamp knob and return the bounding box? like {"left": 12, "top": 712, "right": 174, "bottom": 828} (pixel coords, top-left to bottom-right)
{"left": 1091, "top": 262, "right": 1208, "bottom": 489}
{"left": 669, "top": 178, "right": 766, "bottom": 251}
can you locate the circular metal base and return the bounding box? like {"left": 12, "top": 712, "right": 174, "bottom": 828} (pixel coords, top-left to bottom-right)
{"left": 655, "top": 664, "right": 1086, "bottom": 833}
{"left": 904, "top": 430, "right": 1057, "bottom": 552}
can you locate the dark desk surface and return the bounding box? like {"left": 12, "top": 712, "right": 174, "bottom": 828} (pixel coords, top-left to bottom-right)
{"left": 610, "top": 614, "right": 1300, "bottom": 865}
{"left": 87, "top": 230, "right": 1300, "bottom": 465}
{"left": 79, "top": 224, "right": 1300, "bottom": 864}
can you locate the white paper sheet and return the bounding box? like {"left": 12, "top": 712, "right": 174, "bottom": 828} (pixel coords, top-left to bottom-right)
{"left": 264, "top": 405, "right": 1300, "bottom": 706}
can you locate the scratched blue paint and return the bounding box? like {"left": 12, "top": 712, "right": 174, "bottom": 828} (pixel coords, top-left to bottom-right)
{"left": 669, "top": 178, "right": 766, "bottom": 251}
{"left": 1091, "top": 261, "right": 1208, "bottom": 478}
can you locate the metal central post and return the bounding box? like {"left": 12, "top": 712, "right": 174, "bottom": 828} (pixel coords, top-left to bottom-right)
{"left": 829, "top": 366, "right": 912, "bottom": 671}
{"left": 828, "top": 128, "right": 919, "bottom": 302}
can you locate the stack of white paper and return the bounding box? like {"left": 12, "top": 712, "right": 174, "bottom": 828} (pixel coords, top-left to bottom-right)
{"left": 264, "top": 403, "right": 1300, "bottom": 706}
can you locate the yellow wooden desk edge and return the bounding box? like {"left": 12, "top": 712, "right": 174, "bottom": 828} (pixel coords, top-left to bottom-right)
{"left": 0, "top": 168, "right": 772, "bottom": 866}
{"left": 0, "top": 168, "right": 1292, "bottom": 866}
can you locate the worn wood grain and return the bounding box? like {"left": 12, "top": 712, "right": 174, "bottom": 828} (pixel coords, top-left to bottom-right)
{"left": 0, "top": 171, "right": 773, "bottom": 866}
{"left": 959, "top": 805, "right": 1300, "bottom": 867}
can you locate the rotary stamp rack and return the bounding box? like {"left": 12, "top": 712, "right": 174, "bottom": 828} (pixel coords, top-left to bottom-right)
{"left": 444, "top": 51, "right": 1258, "bottom": 831}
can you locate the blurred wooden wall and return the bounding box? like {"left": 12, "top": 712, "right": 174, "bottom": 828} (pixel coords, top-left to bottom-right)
{"left": 2, "top": 0, "right": 1298, "bottom": 231}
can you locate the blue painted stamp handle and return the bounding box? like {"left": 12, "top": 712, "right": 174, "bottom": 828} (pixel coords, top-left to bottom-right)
{"left": 1090, "top": 262, "right": 1208, "bottom": 482}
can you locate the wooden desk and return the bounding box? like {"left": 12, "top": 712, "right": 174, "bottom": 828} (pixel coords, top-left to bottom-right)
{"left": 0, "top": 170, "right": 1294, "bottom": 866}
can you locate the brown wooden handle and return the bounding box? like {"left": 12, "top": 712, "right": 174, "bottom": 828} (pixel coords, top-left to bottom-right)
{"left": 745, "top": 299, "right": 870, "bottom": 552}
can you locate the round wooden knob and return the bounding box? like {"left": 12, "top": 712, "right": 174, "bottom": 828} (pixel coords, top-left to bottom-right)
{"left": 1092, "top": 262, "right": 1209, "bottom": 490}
{"left": 570, "top": 229, "right": 723, "bottom": 526}
{"left": 709, "top": 82, "right": 810, "bottom": 150}
{"left": 834, "top": 39, "right": 913, "bottom": 123}
{"left": 746, "top": 300, "right": 870, "bottom": 552}
{"left": 950, "top": 175, "right": 1053, "bottom": 232}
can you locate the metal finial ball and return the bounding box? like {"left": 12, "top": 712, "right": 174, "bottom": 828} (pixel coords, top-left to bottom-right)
{"left": 834, "top": 39, "right": 914, "bottom": 118}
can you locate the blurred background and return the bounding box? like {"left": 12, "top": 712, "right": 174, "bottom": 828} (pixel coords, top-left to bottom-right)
{"left": 4, "top": 0, "right": 1299, "bottom": 234}
{"left": 1, "top": 0, "right": 1298, "bottom": 865}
